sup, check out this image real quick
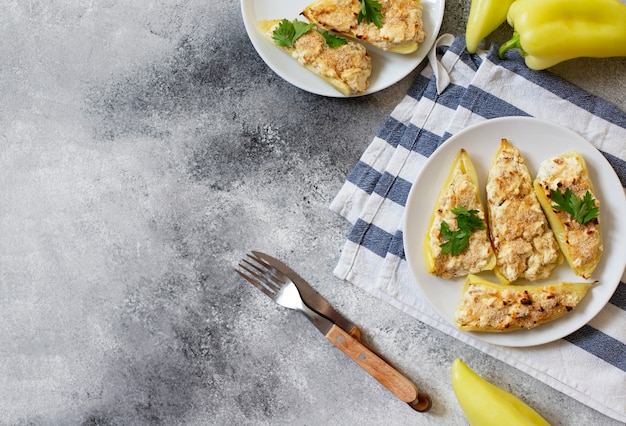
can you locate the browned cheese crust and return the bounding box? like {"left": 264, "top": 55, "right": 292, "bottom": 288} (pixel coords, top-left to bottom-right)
{"left": 265, "top": 22, "right": 371, "bottom": 95}
{"left": 486, "top": 140, "right": 561, "bottom": 282}
{"left": 302, "top": 0, "right": 426, "bottom": 52}
{"left": 534, "top": 154, "right": 602, "bottom": 278}
{"left": 456, "top": 281, "right": 589, "bottom": 332}
{"left": 428, "top": 166, "right": 494, "bottom": 279}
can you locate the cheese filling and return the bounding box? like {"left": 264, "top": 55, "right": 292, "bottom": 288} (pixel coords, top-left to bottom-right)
{"left": 486, "top": 141, "right": 561, "bottom": 282}
{"left": 428, "top": 168, "right": 493, "bottom": 279}
{"left": 265, "top": 23, "right": 371, "bottom": 95}
{"left": 302, "top": 0, "right": 426, "bottom": 51}
{"left": 456, "top": 282, "right": 585, "bottom": 331}
{"left": 535, "top": 155, "right": 602, "bottom": 275}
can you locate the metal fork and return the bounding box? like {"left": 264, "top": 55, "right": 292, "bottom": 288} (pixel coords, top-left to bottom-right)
{"left": 236, "top": 253, "right": 333, "bottom": 331}
{"left": 235, "top": 252, "right": 432, "bottom": 412}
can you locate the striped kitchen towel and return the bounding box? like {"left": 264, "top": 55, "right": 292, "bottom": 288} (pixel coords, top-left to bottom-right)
{"left": 331, "top": 34, "right": 626, "bottom": 423}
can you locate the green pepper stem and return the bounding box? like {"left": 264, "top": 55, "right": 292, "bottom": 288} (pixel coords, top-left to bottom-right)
{"left": 498, "top": 31, "right": 524, "bottom": 59}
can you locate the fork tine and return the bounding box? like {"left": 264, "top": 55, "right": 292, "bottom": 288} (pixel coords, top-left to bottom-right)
{"left": 246, "top": 252, "right": 288, "bottom": 286}
{"left": 235, "top": 262, "right": 277, "bottom": 298}
{"left": 240, "top": 258, "right": 282, "bottom": 293}
{"left": 244, "top": 253, "right": 288, "bottom": 288}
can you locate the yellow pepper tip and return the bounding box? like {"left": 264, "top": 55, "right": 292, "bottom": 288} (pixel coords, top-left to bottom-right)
{"left": 452, "top": 358, "right": 551, "bottom": 426}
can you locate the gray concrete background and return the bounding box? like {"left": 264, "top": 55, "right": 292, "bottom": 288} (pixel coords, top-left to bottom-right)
{"left": 1, "top": 1, "right": 624, "bottom": 425}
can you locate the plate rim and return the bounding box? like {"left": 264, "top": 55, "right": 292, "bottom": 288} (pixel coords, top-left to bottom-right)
{"left": 403, "top": 116, "right": 625, "bottom": 347}
{"left": 240, "top": 0, "right": 446, "bottom": 97}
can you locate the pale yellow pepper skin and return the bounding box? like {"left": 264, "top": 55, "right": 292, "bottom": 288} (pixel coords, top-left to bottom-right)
{"left": 452, "top": 358, "right": 551, "bottom": 426}
{"left": 465, "top": 0, "right": 516, "bottom": 53}
{"left": 501, "top": 0, "right": 626, "bottom": 69}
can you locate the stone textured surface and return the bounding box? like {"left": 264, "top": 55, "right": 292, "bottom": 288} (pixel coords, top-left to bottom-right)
{"left": 1, "top": 1, "right": 624, "bottom": 425}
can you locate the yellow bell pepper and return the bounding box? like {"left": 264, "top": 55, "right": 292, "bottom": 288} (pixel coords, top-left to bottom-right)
{"left": 498, "top": 0, "right": 626, "bottom": 70}
{"left": 465, "top": 0, "right": 516, "bottom": 53}
{"left": 452, "top": 358, "right": 551, "bottom": 426}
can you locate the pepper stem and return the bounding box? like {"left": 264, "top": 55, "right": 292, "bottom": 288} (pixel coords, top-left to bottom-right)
{"left": 498, "top": 31, "right": 524, "bottom": 59}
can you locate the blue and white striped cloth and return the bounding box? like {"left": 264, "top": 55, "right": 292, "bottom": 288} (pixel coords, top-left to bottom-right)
{"left": 331, "top": 35, "right": 626, "bottom": 422}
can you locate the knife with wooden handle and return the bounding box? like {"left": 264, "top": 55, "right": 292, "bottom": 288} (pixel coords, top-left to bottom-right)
{"left": 251, "top": 251, "right": 432, "bottom": 412}
{"left": 327, "top": 325, "right": 431, "bottom": 411}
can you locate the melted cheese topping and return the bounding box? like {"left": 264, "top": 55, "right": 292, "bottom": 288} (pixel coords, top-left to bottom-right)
{"left": 428, "top": 167, "right": 493, "bottom": 279}
{"left": 267, "top": 23, "right": 371, "bottom": 95}
{"left": 302, "top": 0, "right": 426, "bottom": 51}
{"left": 535, "top": 155, "right": 602, "bottom": 277}
{"left": 455, "top": 282, "right": 586, "bottom": 331}
{"left": 486, "top": 141, "right": 561, "bottom": 282}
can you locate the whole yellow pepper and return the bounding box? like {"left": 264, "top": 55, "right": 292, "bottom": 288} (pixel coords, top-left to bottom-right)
{"left": 498, "top": 0, "right": 626, "bottom": 69}
{"left": 465, "top": 0, "right": 516, "bottom": 53}
{"left": 452, "top": 358, "right": 551, "bottom": 426}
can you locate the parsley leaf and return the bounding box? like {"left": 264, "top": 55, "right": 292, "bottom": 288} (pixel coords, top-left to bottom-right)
{"left": 272, "top": 19, "right": 315, "bottom": 48}
{"left": 550, "top": 188, "right": 599, "bottom": 224}
{"left": 440, "top": 205, "right": 486, "bottom": 257}
{"left": 322, "top": 31, "right": 348, "bottom": 48}
{"left": 357, "top": 0, "right": 384, "bottom": 28}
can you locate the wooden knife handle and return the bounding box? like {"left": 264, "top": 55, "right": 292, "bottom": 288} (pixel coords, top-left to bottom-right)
{"left": 325, "top": 324, "right": 431, "bottom": 411}
{"left": 346, "top": 324, "right": 362, "bottom": 341}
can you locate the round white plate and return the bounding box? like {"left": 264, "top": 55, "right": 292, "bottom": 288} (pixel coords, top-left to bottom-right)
{"left": 403, "top": 117, "right": 626, "bottom": 347}
{"left": 240, "top": 0, "right": 445, "bottom": 97}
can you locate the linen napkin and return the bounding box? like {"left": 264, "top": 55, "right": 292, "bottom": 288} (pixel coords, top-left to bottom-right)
{"left": 331, "top": 34, "right": 626, "bottom": 423}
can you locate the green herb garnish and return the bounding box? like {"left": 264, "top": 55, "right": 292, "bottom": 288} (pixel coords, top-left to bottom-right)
{"left": 357, "top": 0, "right": 384, "bottom": 28}
{"left": 322, "top": 31, "right": 348, "bottom": 48}
{"left": 440, "top": 205, "right": 486, "bottom": 257}
{"left": 272, "top": 19, "right": 315, "bottom": 48}
{"left": 550, "top": 188, "right": 599, "bottom": 224}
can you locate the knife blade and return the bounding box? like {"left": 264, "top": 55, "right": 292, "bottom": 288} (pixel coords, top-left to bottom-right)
{"left": 252, "top": 251, "right": 362, "bottom": 339}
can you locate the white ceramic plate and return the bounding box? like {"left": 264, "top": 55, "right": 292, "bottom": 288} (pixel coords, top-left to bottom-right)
{"left": 240, "top": 0, "right": 445, "bottom": 97}
{"left": 403, "top": 117, "right": 626, "bottom": 347}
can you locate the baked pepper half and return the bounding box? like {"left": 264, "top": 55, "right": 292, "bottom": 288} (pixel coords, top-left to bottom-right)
{"left": 498, "top": 0, "right": 626, "bottom": 70}
{"left": 465, "top": 0, "right": 516, "bottom": 53}
{"left": 452, "top": 358, "right": 551, "bottom": 426}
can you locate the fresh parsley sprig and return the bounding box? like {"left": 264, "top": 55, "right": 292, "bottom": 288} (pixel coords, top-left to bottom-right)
{"left": 440, "top": 205, "right": 486, "bottom": 257}
{"left": 550, "top": 188, "right": 599, "bottom": 225}
{"left": 272, "top": 19, "right": 348, "bottom": 49}
{"left": 272, "top": 19, "right": 315, "bottom": 48}
{"left": 357, "top": 0, "right": 384, "bottom": 28}
{"left": 321, "top": 31, "right": 348, "bottom": 48}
